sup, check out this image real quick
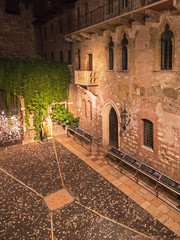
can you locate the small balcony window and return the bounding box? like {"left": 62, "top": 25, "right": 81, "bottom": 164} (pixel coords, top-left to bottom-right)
{"left": 109, "top": 37, "right": 114, "bottom": 70}
{"left": 161, "top": 24, "right": 174, "bottom": 70}
{"left": 122, "top": 33, "right": 128, "bottom": 70}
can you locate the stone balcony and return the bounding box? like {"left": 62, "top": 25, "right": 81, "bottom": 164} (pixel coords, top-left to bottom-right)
{"left": 64, "top": 0, "right": 179, "bottom": 43}
{"left": 75, "top": 71, "right": 99, "bottom": 86}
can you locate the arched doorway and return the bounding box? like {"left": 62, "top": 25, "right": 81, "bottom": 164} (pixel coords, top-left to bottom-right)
{"left": 109, "top": 107, "right": 118, "bottom": 148}
{"left": 101, "top": 99, "right": 120, "bottom": 148}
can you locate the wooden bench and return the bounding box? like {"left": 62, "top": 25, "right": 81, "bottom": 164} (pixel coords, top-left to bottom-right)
{"left": 107, "top": 147, "right": 180, "bottom": 208}
{"left": 67, "top": 125, "right": 93, "bottom": 152}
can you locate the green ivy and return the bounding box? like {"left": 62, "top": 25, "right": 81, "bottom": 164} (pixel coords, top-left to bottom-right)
{"left": 0, "top": 57, "right": 71, "bottom": 138}
{"left": 53, "top": 104, "right": 79, "bottom": 127}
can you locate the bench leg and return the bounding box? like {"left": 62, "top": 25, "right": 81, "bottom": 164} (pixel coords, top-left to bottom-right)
{"left": 134, "top": 171, "right": 139, "bottom": 184}
{"left": 118, "top": 162, "right": 123, "bottom": 173}
{"left": 154, "top": 183, "right": 159, "bottom": 198}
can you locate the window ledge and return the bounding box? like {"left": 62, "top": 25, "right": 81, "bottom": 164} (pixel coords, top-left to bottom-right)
{"left": 141, "top": 145, "right": 154, "bottom": 153}
{"left": 153, "top": 69, "right": 176, "bottom": 73}
{"left": 105, "top": 70, "right": 115, "bottom": 72}
{"left": 117, "top": 69, "right": 129, "bottom": 73}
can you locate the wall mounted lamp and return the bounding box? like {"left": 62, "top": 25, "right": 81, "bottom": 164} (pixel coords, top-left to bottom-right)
{"left": 121, "top": 102, "right": 131, "bottom": 131}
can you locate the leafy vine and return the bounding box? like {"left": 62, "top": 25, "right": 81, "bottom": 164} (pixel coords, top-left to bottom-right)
{"left": 0, "top": 57, "right": 71, "bottom": 138}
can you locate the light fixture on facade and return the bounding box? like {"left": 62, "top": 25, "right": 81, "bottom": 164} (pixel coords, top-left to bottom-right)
{"left": 121, "top": 102, "right": 131, "bottom": 131}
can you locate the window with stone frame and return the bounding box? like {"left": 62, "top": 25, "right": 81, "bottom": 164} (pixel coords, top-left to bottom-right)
{"left": 88, "top": 101, "right": 92, "bottom": 120}
{"left": 143, "top": 119, "right": 153, "bottom": 149}
{"left": 59, "top": 20, "right": 63, "bottom": 34}
{"left": 50, "top": 23, "right": 54, "bottom": 39}
{"left": 161, "top": 24, "right": 174, "bottom": 70}
{"left": 122, "top": 0, "right": 128, "bottom": 9}
{"left": 109, "top": 37, "right": 114, "bottom": 70}
{"left": 60, "top": 51, "right": 64, "bottom": 63}
{"left": 82, "top": 99, "right": 87, "bottom": 118}
{"left": 85, "top": 3, "right": 88, "bottom": 26}
{"left": 6, "top": 0, "right": 19, "bottom": 14}
{"left": 77, "top": 8, "right": 80, "bottom": 29}
{"left": 68, "top": 50, "right": 72, "bottom": 65}
{"left": 122, "top": 33, "right": 128, "bottom": 70}
{"left": 108, "top": 0, "right": 114, "bottom": 14}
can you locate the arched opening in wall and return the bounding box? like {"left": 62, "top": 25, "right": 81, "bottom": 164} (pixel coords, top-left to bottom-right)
{"left": 0, "top": 90, "right": 23, "bottom": 147}
{"left": 109, "top": 107, "right": 118, "bottom": 148}
{"left": 82, "top": 99, "right": 87, "bottom": 118}
{"left": 87, "top": 100, "right": 92, "bottom": 120}
{"left": 102, "top": 100, "right": 120, "bottom": 148}
{"left": 154, "top": 21, "right": 175, "bottom": 70}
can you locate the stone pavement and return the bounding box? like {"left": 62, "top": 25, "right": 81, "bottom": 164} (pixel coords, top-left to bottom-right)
{"left": 55, "top": 133, "right": 180, "bottom": 237}
{"left": 0, "top": 134, "right": 179, "bottom": 239}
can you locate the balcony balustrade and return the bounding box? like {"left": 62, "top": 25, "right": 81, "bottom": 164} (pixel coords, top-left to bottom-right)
{"left": 63, "top": 0, "right": 174, "bottom": 37}
{"left": 75, "top": 71, "right": 98, "bottom": 86}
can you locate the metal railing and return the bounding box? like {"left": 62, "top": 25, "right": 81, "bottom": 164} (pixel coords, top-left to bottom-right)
{"left": 75, "top": 71, "right": 98, "bottom": 86}
{"left": 63, "top": 0, "right": 161, "bottom": 35}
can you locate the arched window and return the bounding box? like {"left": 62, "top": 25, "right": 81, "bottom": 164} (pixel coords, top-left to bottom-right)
{"left": 122, "top": 33, "right": 128, "bottom": 70}
{"left": 143, "top": 119, "right": 153, "bottom": 149}
{"left": 77, "top": 8, "right": 80, "bottom": 29}
{"left": 82, "top": 99, "right": 87, "bottom": 118}
{"left": 59, "top": 20, "right": 63, "bottom": 34}
{"left": 88, "top": 101, "right": 92, "bottom": 120}
{"left": 122, "top": 0, "right": 128, "bottom": 9}
{"left": 68, "top": 50, "right": 72, "bottom": 65}
{"left": 109, "top": 37, "right": 114, "bottom": 70}
{"left": 60, "top": 51, "right": 63, "bottom": 62}
{"left": 6, "top": 0, "right": 19, "bottom": 14}
{"left": 108, "top": 0, "right": 113, "bottom": 14}
{"left": 161, "top": 24, "right": 174, "bottom": 70}
{"left": 50, "top": 23, "right": 53, "bottom": 39}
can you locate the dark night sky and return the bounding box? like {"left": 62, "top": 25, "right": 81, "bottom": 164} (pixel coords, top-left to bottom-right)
{"left": 6, "top": 0, "right": 76, "bottom": 17}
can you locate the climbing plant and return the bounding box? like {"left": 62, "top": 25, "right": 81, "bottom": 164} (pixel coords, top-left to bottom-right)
{"left": 0, "top": 57, "right": 71, "bottom": 138}
{"left": 53, "top": 104, "right": 79, "bottom": 127}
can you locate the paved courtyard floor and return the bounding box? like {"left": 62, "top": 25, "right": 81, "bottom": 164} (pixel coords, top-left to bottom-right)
{"left": 0, "top": 134, "right": 180, "bottom": 239}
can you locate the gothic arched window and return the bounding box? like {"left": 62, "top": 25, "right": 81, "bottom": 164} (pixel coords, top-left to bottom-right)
{"left": 108, "top": 0, "right": 113, "bottom": 14}
{"left": 109, "top": 37, "right": 114, "bottom": 70}
{"left": 122, "top": 33, "right": 128, "bottom": 70}
{"left": 161, "top": 24, "right": 174, "bottom": 70}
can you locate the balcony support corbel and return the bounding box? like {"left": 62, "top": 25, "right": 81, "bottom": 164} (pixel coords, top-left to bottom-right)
{"left": 103, "top": 24, "right": 116, "bottom": 33}
{"left": 145, "top": 9, "right": 160, "bottom": 22}
{"left": 173, "top": 0, "right": 180, "bottom": 10}
{"left": 79, "top": 32, "right": 92, "bottom": 39}
{"left": 118, "top": 18, "right": 132, "bottom": 28}
{"left": 91, "top": 28, "right": 103, "bottom": 36}
{"left": 71, "top": 35, "right": 83, "bottom": 41}
{"left": 131, "top": 13, "right": 145, "bottom": 25}
{"left": 64, "top": 37, "right": 75, "bottom": 43}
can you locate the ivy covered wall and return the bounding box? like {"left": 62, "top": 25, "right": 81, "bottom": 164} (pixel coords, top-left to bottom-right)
{"left": 0, "top": 57, "right": 71, "bottom": 138}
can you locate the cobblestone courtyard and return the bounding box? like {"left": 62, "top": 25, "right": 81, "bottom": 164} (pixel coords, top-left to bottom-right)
{"left": 0, "top": 139, "right": 179, "bottom": 239}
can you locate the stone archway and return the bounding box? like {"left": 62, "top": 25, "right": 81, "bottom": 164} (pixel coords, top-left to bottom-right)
{"left": 101, "top": 99, "right": 120, "bottom": 148}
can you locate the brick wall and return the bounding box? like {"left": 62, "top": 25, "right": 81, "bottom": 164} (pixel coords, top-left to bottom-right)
{"left": 68, "top": 3, "right": 180, "bottom": 181}
{"left": 0, "top": 0, "right": 37, "bottom": 58}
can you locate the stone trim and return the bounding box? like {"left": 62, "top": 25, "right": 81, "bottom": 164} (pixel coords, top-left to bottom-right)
{"left": 101, "top": 99, "right": 121, "bottom": 148}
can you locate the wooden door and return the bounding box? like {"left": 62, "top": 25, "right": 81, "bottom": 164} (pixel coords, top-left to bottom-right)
{"left": 109, "top": 107, "right": 118, "bottom": 148}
